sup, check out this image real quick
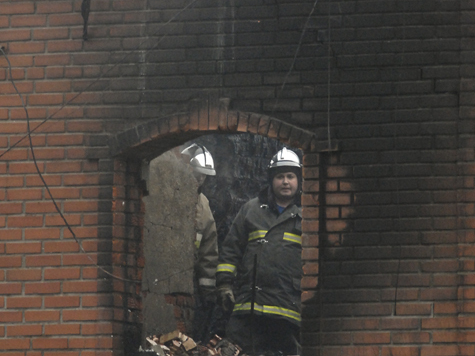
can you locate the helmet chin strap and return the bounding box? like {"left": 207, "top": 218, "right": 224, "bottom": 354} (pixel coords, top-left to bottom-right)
{"left": 197, "top": 144, "right": 208, "bottom": 167}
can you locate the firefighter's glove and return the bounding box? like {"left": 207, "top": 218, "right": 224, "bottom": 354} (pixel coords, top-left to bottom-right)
{"left": 217, "top": 284, "right": 235, "bottom": 312}
{"left": 199, "top": 285, "right": 217, "bottom": 304}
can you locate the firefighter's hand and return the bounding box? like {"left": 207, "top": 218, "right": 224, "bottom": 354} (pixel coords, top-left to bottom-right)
{"left": 199, "top": 285, "right": 216, "bottom": 304}
{"left": 217, "top": 284, "right": 235, "bottom": 312}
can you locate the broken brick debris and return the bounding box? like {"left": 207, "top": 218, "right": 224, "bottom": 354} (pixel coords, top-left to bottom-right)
{"left": 146, "top": 337, "right": 167, "bottom": 356}
{"left": 145, "top": 332, "right": 242, "bottom": 356}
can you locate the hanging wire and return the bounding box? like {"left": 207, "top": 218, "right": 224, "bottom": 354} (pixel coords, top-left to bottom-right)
{"left": 1, "top": 47, "right": 138, "bottom": 283}
{"left": 319, "top": 1, "right": 332, "bottom": 354}
{"left": 392, "top": 0, "right": 407, "bottom": 316}
{"left": 0, "top": 0, "right": 201, "bottom": 284}
{"left": 271, "top": 0, "right": 320, "bottom": 113}
{"left": 0, "top": 0, "right": 330, "bottom": 286}
{"left": 326, "top": 0, "right": 332, "bottom": 152}
{"left": 1, "top": 49, "right": 196, "bottom": 287}
{"left": 0, "top": 0, "right": 200, "bottom": 161}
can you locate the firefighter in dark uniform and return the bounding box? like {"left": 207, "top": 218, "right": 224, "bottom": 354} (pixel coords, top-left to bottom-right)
{"left": 216, "top": 148, "right": 302, "bottom": 355}
{"left": 181, "top": 144, "right": 219, "bottom": 344}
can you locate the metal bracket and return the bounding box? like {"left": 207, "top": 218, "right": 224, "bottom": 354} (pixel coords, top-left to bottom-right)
{"left": 81, "top": 0, "right": 91, "bottom": 41}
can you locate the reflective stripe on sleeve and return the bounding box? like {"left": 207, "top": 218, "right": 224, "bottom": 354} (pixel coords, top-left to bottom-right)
{"left": 195, "top": 233, "right": 203, "bottom": 248}
{"left": 248, "top": 230, "right": 267, "bottom": 241}
{"left": 217, "top": 263, "right": 237, "bottom": 274}
{"left": 233, "top": 302, "right": 301, "bottom": 322}
{"left": 198, "top": 277, "right": 216, "bottom": 287}
{"left": 283, "top": 232, "right": 301, "bottom": 245}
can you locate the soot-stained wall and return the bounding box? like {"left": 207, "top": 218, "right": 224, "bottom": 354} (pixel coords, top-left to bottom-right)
{"left": 1, "top": 0, "right": 473, "bottom": 355}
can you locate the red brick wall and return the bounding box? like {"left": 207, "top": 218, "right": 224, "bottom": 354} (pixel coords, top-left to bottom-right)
{"left": 1, "top": 2, "right": 118, "bottom": 353}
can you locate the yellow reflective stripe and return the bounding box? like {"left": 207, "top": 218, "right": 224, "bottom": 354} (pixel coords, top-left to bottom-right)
{"left": 217, "top": 263, "right": 237, "bottom": 274}
{"left": 195, "top": 233, "right": 203, "bottom": 249}
{"left": 249, "top": 230, "right": 267, "bottom": 241}
{"left": 233, "top": 302, "right": 301, "bottom": 322}
{"left": 283, "top": 232, "right": 301, "bottom": 245}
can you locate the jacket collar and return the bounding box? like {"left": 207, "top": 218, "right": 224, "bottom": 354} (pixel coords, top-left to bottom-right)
{"left": 258, "top": 186, "right": 302, "bottom": 213}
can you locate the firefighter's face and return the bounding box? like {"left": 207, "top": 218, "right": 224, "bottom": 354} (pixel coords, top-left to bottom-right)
{"left": 272, "top": 171, "right": 298, "bottom": 205}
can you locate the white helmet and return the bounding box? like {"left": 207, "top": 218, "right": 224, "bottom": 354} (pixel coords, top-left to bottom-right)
{"left": 268, "top": 147, "right": 301, "bottom": 170}
{"left": 181, "top": 143, "right": 216, "bottom": 176}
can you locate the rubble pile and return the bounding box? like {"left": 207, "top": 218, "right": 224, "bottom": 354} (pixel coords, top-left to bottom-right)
{"left": 145, "top": 331, "right": 242, "bottom": 356}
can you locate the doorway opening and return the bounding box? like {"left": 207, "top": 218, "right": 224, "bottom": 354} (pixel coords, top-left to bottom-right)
{"left": 108, "top": 102, "right": 320, "bottom": 354}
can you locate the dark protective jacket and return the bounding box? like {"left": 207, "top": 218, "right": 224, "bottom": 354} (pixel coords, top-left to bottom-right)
{"left": 216, "top": 188, "right": 302, "bottom": 326}
{"left": 195, "top": 193, "right": 219, "bottom": 289}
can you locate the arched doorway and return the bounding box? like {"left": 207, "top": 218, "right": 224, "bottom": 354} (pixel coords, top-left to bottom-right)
{"left": 108, "top": 97, "right": 320, "bottom": 354}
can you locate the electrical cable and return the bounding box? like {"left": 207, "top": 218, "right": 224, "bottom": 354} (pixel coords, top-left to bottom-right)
{"left": 392, "top": 0, "right": 406, "bottom": 316}
{"left": 0, "top": 0, "right": 324, "bottom": 287}
{"left": 2, "top": 47, "right": 196, "bottom": 284}
{"left": 326, "top": 0, "right": 332, "bottom": 152}
{"left": 0, "top": 0, "right": 201, "bottom": 284}
{"left": 0, "top": 0, "right": 200, "bottom": 160}
{"left": 271, "top": 0, "right": 319, "bottom": 114}
{"left": 319, "top": 1, "right": 332, "bottom": 354}
{"left": 1, "top": 47, "right": 136, "bottom": 283}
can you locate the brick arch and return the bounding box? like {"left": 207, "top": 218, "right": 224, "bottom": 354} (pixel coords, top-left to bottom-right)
{"left": 109, "top": 98, "right": 319, "bottom": 160}
{"left": 108, "top": 99, "right": 321, "bottom": 354}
